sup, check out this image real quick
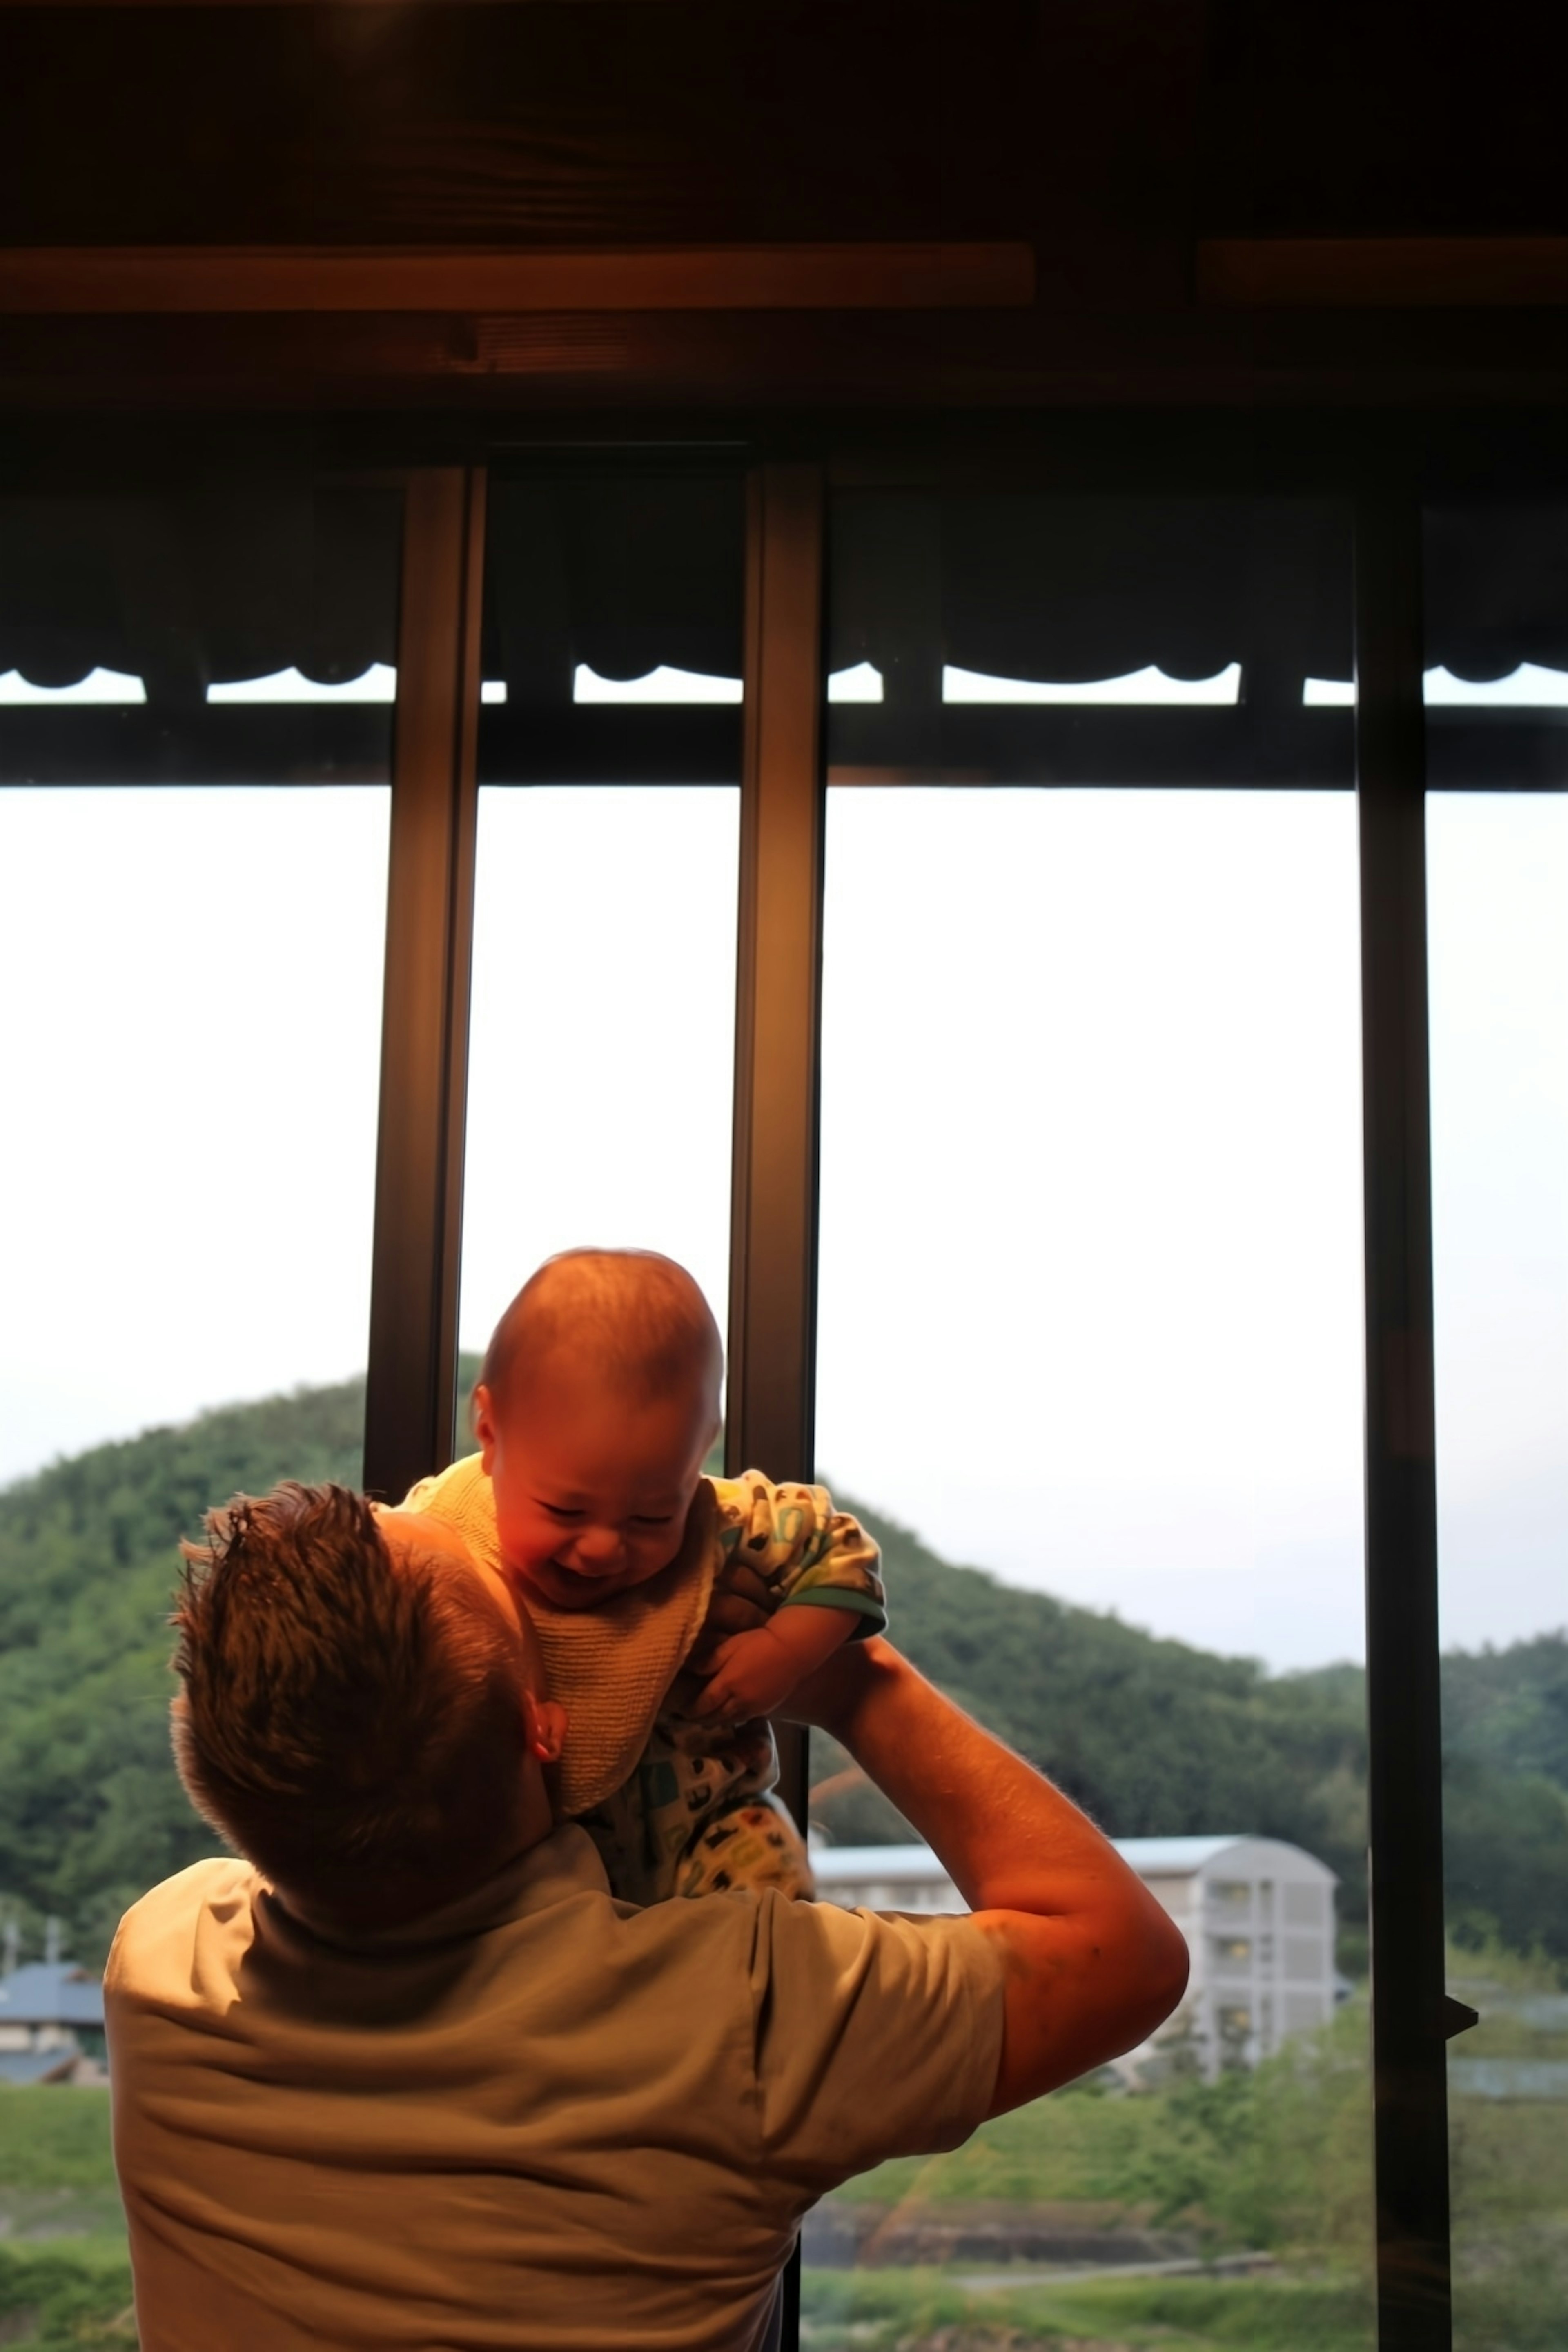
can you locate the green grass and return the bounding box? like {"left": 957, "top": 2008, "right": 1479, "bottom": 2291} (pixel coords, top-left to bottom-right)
{"left": 0, "top": 2091, "right": 128, "bottom": 2342}
{"left": 801, "top": 2265, "right": 1373, "bottom": 2351}
{"left": 0, "top": 2087, "right": 117, "bottom": 2192}
{"left": 833, "top": 2002, "right": 1377, "bottom": 2272}
{"left": 0, "top": 2243, "right": 136, "bottom": 2350}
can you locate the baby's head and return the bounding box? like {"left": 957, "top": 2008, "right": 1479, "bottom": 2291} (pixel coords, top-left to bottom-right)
{"left": 472, "top": 1249, "right": 722, "bottom": 1613}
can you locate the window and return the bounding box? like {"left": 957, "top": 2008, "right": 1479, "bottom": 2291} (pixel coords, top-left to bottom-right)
{"left": 806, "top": 487, "right": 1373, "bottom": 2342}
{"left": 0, "top": 479, "right": 400, "bottom": 1951}
{"left": 456, "top": 475, "right": 744, "bottom": 1401}
{"left": 1427, "top": 503, "right": 1568, "bottom": 2348}
{"left": 4, "top": 437, "right": 1559, "bottom": 2351}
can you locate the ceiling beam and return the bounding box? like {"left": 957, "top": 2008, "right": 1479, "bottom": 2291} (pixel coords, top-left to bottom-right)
{"left": 1198, "top": 238, "right": 1568, "bottom": 309}
{"left": 0, "top": 244, "right": 1036, "bottom": 315}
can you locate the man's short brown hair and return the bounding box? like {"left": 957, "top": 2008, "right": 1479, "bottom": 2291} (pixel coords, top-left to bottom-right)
{"left": 172, "top": 1483, "right": 527, "bottom": 1926}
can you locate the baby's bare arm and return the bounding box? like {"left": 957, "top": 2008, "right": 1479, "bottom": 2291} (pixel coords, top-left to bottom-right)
{"left": 688, "top": 1604, "right": 856, "bottom": 1724}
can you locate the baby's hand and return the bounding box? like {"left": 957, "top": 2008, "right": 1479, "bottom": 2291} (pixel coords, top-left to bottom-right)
{"left": 688, "top": 1626, "right": 805, "bottom": 1727}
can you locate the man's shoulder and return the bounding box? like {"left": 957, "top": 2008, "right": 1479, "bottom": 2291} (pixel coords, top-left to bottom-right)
{"left": 107, "top": 1856, "right": 262, "bottom": 2004}
{"left": 400, "top": 1455, "right": 501, "bottom": 1561}
{"left": 401, "top": 1454, "right": 491, "bottom": 1514}
{"left": 636, "top": 1877, "right": 998, "bottom": 1996}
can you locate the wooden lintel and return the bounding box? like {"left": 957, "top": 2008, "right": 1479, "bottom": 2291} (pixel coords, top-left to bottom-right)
{"left": 1198, "top": 237, "right": 1568, "bottom": 309}
{"left": 0, "top": 243, "right": 1036, "bottom": 315}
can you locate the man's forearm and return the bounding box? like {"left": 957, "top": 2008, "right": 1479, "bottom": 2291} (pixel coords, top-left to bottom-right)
{"left": 793, "top": 1636, "right": 1189, "bottom": 2108}
{"left": 805, "top": 1637, "right": 1127, "bottom": 1919}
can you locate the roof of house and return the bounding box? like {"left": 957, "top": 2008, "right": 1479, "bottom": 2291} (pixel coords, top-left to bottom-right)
{"left": 0, "top": 1962, "right": 105, "bottom": 2029}
{"left": 0, "top": 2046, "right": 83, "bottom": 2087}
{"left": 812, "top": 1833, "right": 1338, "bottom": 1888}
{"left": 810, "top": 1837, "right": 1252, "bottom": 1886}
{"left": 811, "top": 1845, "right": 953, "bottom": 1885}
{"left": 1112, "top": 1835, "right": 1249, "bottom": 1874}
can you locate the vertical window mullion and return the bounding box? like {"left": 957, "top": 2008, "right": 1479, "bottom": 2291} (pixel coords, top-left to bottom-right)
{"left": 1354, "top": 476, "right": 1454, "bottom": 2350}
{"left": 727, "top": 459, "right": 826, "bottom": 2352}
{"left": 728, "top": 458, "right": 829, "bottom": 1501}
{"left": 363, "top": 466, "right": 487, "bottom": 1503}
{"left": 733, "top": 459, "right": 832, "bottom": 2352}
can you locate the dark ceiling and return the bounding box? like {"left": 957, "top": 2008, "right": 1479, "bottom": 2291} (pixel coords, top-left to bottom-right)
{"left": 0, "top": 2, "right": 1564, "bottom": 413}
{"left": 5, "top": 2, "right": 1564, "bottom": 255}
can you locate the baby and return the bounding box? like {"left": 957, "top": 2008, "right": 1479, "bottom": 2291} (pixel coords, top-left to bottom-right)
{"left": 400, "top": 1247, "right": 885, "bottom": 1905}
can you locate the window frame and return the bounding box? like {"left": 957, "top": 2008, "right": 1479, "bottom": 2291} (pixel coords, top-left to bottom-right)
{"left": 7, "top": 410, "right": 1564, "bottom": 2352}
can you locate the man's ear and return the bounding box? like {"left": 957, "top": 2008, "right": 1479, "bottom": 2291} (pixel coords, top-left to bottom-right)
{"left": 473, "top": 1383, "right": 498, "bottom": 1477}
{"left": 523, "top": 1690, "right": 567, "bottom": 1765}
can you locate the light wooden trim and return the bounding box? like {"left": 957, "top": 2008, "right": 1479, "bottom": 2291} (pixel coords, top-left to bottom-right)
{"left": 0, "top": 243, "right": 1036, "bottom": 315}
{"left": 1198, "top": 236, "right": 1568, "bottom": 308}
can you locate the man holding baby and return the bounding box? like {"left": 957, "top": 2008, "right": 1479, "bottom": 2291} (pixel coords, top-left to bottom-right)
{"left": 106, "top": 1252, "right": 1188, "bottom": 2352}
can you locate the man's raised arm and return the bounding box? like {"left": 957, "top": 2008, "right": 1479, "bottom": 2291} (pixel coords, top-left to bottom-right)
{"left": 789, "top": 1637, "right": 1189, "bottom": 2115}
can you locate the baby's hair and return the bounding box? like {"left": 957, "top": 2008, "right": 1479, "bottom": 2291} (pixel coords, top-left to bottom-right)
{"left": 479, "top": 1248, "right": 723, "bottom": 1417}
{"left": 170, "top": 1482, "right": 528, "bottom": 1927}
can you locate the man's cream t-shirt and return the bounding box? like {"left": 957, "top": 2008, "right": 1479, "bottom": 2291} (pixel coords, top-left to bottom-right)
{"left": 107, "top": 1829, "right": 1005, "bottom": 2352}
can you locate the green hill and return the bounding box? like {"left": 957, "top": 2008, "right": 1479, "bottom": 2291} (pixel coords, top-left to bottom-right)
{"left": 0, "top": 1379, "right": 368, "bottom": 1962}
{"left": 807, "top": 1501, "right": 1374, "bottom": 1928}
{"left": 1, "top": 1378, "right": 1565, "bottom": 1973}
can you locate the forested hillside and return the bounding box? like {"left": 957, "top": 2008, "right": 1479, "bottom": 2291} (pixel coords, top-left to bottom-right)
{"left": 1, "top": 1377, "right": 1564, "bottom": 1971}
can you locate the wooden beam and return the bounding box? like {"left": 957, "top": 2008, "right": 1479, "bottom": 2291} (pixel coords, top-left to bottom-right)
{"left": 0, "top": 243, "right": 1036, "bottom": 315}
{"left": 1198, "top": 237, "right": 1568, "bottom": 309}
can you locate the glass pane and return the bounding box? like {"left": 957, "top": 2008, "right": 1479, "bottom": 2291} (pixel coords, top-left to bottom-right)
{"left": 457, "top": 474, "right": 744, "bottom": 1390}
{"left": 0, "top": 486, "right": 397, "bottom": 2001}
{"left": 808, "top": 490, "right": 1372, "bottom": 2350}
{"left": 1428, "top": 506, "right": 1568, "bottom": 2351}
{"left": 459, "top": 785, "right": 740, "bottom": 1367}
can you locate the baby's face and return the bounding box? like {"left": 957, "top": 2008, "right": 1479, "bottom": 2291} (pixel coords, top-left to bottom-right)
{"left": 474, "top": 1367, "right": 717, "bottom": 1613}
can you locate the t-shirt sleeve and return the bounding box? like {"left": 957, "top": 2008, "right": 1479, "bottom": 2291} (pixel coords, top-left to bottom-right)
{"left": 744, "top": 1893, "right": 1005, "bottom": 2198}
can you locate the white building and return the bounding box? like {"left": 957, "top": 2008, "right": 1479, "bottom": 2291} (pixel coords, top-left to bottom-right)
{"left": 811, "top": 1833, "right": 1339, "bottom": 2078}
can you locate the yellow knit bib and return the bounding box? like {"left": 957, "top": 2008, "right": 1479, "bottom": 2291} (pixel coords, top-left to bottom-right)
{"left": 400, "top": 1455, "right": 719, "bottom": 1818}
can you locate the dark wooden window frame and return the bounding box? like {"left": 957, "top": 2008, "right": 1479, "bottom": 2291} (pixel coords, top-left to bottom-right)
{"left": 361, "top": 428, "right": 1466, "bottom": 2350}
{"left": 6, "top": 410, "right": 1561, "bottom": 2352}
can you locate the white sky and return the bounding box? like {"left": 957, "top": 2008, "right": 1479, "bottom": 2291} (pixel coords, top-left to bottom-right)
{"left": 817, "top": 790, "right": 1369, "bottom": 1668}
{"left": 0, "top": 780, "right": 1561, "bottom": 1671}
{"left": 0, "top": 788, "right": 390, "bottom": 1479}
{"left": 1428, "top": 795, "right": 1568, "bottom": 1660}
{"left": 457, "top": 788, "right": 739, "bottom": 1363}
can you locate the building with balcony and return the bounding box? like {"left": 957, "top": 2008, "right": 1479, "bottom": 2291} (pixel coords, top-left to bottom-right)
{"left": 812, "top": 1834, "right": 1340, "bottom": 2078}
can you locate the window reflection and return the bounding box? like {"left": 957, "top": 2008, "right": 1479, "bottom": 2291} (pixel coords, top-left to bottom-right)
{"left": 809, "top": 776, "right": 1373, "bottom": 2345}
{"left": 0, "top": 483, "right": 401, "bottom": 1469}
{"left": 0, "top": 480, "right": 398, "bottom": 1989}
{"left": 0, "top": 788, "right": 390, "bottom": 1487}
{"left": 1425, "top": 506, "right": 1568, "bottom": 2346}
{"left": 1430, "top": 793, "right": 1568, "bottom": 2348}
{"left": 458, "top": 784, "right": 739, "bottom": 1369}
{"left": 457, "top": 472, "right": 745, "bottom": 1392}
